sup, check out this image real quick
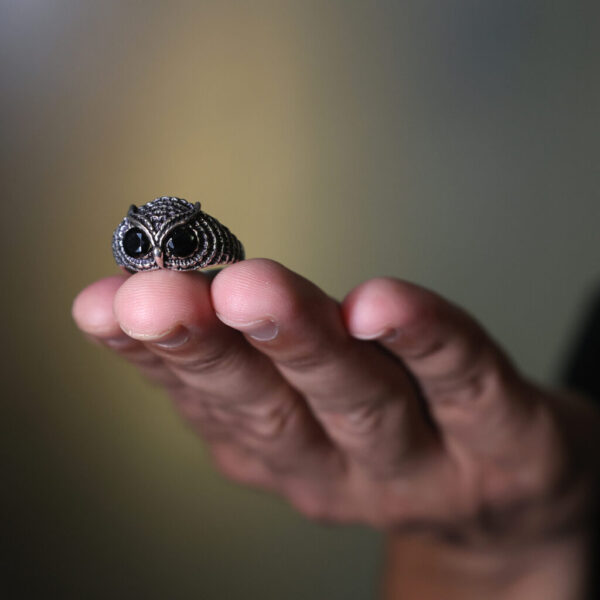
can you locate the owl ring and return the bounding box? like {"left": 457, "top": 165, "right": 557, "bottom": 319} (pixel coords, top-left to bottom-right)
{"left": 112, "top": 196, "right": 245, "bottom": 273}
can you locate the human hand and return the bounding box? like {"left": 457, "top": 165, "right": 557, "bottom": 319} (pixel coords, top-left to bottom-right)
{"left": 72, "top": 259, "right": 599, "bottom": 551}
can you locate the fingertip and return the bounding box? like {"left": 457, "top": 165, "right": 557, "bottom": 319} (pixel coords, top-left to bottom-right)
{"left": 342, "top": 277, "right": 435, "bottom": 340}
{"left": 72, "top": 275, "right": 129, "bottom": 337}
{"left": 114, "top": 269, "right": 213, "bottom": 340}
{"left": 211, "top": 258, "right": 301, "bottom": 324}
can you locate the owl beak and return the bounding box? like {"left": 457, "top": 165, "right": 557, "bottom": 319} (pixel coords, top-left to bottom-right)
{"left": 153, "top": 247, "right": 165, "bottom": 269}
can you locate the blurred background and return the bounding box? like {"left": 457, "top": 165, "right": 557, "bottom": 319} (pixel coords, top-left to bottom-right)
{"left": 2, "top": 1, "right": 599, "bottom": 598}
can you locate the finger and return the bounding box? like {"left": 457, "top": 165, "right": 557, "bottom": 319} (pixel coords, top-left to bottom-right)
{"left": 72, "top": 275, "right": 182, "bottom": 389}
{"left": 113, "top": 270, "right": 338, "bottom": 476}
{"left": 343, "top": 278, "right": 534, "bottom": 453}
{"left": 212, "top": 259, "right": 437, "bottom": 476}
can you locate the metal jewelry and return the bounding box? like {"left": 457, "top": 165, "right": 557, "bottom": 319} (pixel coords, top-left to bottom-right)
{"left": 112, "top": 196, "right": 245, "bottom": 273}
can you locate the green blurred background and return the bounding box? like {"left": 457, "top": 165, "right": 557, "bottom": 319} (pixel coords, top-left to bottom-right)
{"left": 2, "top": 1, "right": 599, "bottom": 598}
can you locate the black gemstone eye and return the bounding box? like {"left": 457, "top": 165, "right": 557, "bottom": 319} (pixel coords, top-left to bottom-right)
{"left": 164, "top": 226, "right": 199, "bottom": 258}
{"left": 123, "top": 228, "right": 151, "bottom": 258}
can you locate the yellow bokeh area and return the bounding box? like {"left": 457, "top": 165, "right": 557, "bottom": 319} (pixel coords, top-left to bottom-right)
{"left": 2, "top": 2, "right": 599, "bottom": 598}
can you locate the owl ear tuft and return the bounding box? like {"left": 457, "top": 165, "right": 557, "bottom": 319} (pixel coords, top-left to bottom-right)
{"left": 127, "top": 204, "right": 138, "bottom": 218}
{"left": 193, "top": 202, "right": 201, "bottom": 213}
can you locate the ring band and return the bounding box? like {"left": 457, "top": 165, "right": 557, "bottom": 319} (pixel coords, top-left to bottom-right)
{"left": 112, "top": 196, "right": 245, "bottom": 273}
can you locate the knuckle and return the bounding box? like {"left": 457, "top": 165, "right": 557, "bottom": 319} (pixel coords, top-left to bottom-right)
{"left": 339, "top": 401, "right": 385, "bottom": 436}
{"left": 276, "top": 336, "right": 348, "bottom": 375}
{"left": 424, "top": 348, "right": 504, "bottom": 407}
{"left": 276, "top": 347, "right": 326, "bottom": 372}
{"left": 241, "top": 400, "right": 298, "bottom": 441}
{"left": 321, "top": 381, "right": 399, "bottom": 440}
{"left": 168, "top": 344, "right": 243, "bottom": 376}
{"left": 322, "top": 402, "right": 385, "bottom": 441}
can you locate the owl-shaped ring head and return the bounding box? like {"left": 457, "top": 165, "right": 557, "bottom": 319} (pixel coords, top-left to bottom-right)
{"left": 112, "top": 196, "right": 245, "bottom": 273}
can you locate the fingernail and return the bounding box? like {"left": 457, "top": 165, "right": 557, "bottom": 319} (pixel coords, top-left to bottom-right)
{"left": 121, "top": 324, "right": 191, "bottom": 345}
{"left": 152, "top": 327, "right": 191, "bottom": 349}
{"left": 353, "top": 328, "right": 399, "bottom": 343}
{"left": 216, "top": 314, "right": 279, "bottom": 341}
{"left": 246, "top": 319, "right": 279, "bottom": 341}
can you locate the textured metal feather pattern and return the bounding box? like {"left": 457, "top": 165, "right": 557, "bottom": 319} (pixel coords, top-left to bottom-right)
{"left": 112, "top": 196, "right": 245, "bottom": 272}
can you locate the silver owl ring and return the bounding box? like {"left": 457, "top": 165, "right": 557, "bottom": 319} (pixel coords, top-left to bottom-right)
{"left": 112, "top": 196, "right": 245, "bottom": 273}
